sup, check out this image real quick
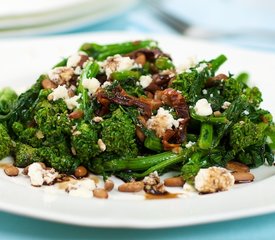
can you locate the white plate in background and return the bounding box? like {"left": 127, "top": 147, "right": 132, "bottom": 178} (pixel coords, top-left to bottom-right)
{"left": 0, "top": 32, "right": 274, "bottom": 228}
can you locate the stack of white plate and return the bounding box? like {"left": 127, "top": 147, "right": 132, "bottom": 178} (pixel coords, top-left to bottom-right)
{"left": 0, "top": 0, "right": 137, "bottom": 37}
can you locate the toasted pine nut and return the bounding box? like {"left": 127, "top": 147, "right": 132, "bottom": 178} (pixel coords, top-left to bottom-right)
{"left": 226, "top": 161, "right": 250, "bottom": 172}
{"left": 136, "top": 126, "right": 145, "bottom": 142}
{"left": 93, "top": 188, "right": 108, "bottom": 199}
{"left": 104, "top": 179, "right": 114, "bottom": 192}
{"left": 42, "top": 79, "right": 57, "bottom": 89}
{"left": 232, "top": 171, "right": 254, "bottom": 183}
{"left": 69, "top": 110, "right": 84, "bottom": 119}
{"left": 164, "top": 176, "right": 185, "bottom": 187}
{"left": 118, "top": 181, "right": 144, "bottom": 192}
{"left": 4, "top": 166, "right": 19, "bottom": 177}
{"left": 135, "top": 54, "right": 146, "bottom": 65}
{"left": 74, "top": 166, "right": 88, "bottom": 178}
{"left": 213, "top": 111, "right": 222, "bottom": 117}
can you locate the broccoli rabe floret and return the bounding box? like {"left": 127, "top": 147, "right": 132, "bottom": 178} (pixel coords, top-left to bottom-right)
{"left": 34, "top": 99, "right": 72, "bottom": 145}
{"left": 39, "top": 143, "right": 78, "bottom": 173}
{"left": 101, "top": 108, "right": 138, "bottom": 158}
{"left": 0, "top": 87, "right": 17, "bottom": 115}
{"left": 71, "top": 121, "right": 100, "bottom": 163}
{"left": 0, "top": 124, "right": 12, "bottom": 160}
{"left": 229, "top": 119, "right": 267, "bottom": 153}
{"left": 13, "top": 142, "right": 42, "bottom": 167}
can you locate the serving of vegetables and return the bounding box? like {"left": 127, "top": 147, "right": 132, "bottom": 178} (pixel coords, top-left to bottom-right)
{"left": 0, "top": 39, "right": 274, "bottom": 187}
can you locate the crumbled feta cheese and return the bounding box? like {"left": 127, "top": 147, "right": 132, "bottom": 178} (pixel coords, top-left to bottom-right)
{"left": 67, "top": 53, "right": 82, "bottom": 68}
{"left": 48, "top": 85, "right": 69, "bottom": 101}
{"left": 139, "top": 75, "right": 153, "bottom": 88}
{"left": 222, "top": 101, "right": 231, "bottom": 110}
{"left": 98, "top": 139, "right": 106, "bottom": 152}
{"left": 100, "top": 54, "right": 135, "bottom": 78}
{"left": 48, "top": 67, "right": 74, "bottom": 85}
{"left": 82, "top": 77, "right": 101, "bottom": 95}
{"left": 48, "top": 85, "right": 80, "bottom": 110}
{"left": 210, "top": 93, "right": 213, "bottom": 98}
{"left": 196, "top": 63, "right": 208, "bottom": 73}
{"left": 202, "top": 89, "right": 208, "bottom": 95}
{"left": 243, "top": 110, "right": 249, "bottom": 115}
{"left": 66, "top": 178, "right": 96, "bottom": 198}
{"left": 146, "top": 107, "right": 183, "bottom": 137}
{"left": 194, "top": 167, "right": 234, "bottom": 193}
{"left": 101, "top": 81, "right": 111, "bottom": 88}
{"left": 185, "top": 141, "right": 196, "bottom": 148}
{"left": 194, "top": 99, "right": 213, "bottom": 116}
{"left": 92, "top": 116, "right": 104, "bottom": 122}
{"left": 28, "top": 163, "right": 59, "bottom": 187}
{"left": 176, "top": 56, "right": 197, "bottom": 73}
{"left": 74, "top": 66, "right": 82, "bottom": 75}
{"left": 64, "top": 95, "right": 81, "bottom": 110}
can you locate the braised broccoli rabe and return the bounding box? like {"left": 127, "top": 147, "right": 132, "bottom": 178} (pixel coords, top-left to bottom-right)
{"left": 0, "top": 40, "right": 273, "bottom": 182}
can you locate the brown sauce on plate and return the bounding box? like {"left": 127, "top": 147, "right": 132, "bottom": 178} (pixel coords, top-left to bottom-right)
{"left": 145, "top": 192, "right": 180, "bottom": 200}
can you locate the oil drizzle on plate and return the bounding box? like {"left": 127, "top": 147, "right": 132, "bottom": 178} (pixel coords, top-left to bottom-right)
{"left": 145, "top": 192, "right": 180, "bottom": 200}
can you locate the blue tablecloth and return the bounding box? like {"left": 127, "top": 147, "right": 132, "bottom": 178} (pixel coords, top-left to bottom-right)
{"left": 1, "top": 1, "right": 275, "bottom": 239}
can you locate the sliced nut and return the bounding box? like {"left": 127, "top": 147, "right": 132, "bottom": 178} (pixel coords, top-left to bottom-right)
{"left": 135, "top": 53, "right": 146, "bottom": 65}
{"left": 118, "top": 181, "right": 144, "bottom": 192}
{"left": 226, "top": 161, "right": 250, "bottom": 172}
{"left": 4, "top": 166, "right": 19, "bottom": 177}
{"left": 135, "top": 126, "right": 145, "bottom": 142}
{"left": 164, "top": 176, "right": 185, "bottom": 187}
{"left": 74, "top": 166, "right": 88, "bottom": 178}
{"left": 41, "top": 79, "right": 57, "bottom": 89}
{"left": 69, "top": 110, "right": 84, "bottom": 119}
{"left": 93, "top": 188, "right": 108, "bottom": 199}
{"left": 104, "top": 179, "right": 114, "bottom": 192}
{"left": 213, "top": 111, "right": 222, "bottom": 117}
{"left": 231, "top": 171, "right": 254, "bottom": 183}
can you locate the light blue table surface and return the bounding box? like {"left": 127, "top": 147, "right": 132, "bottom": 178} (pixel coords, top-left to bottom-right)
{"left": 1, "top": 1, "right": 275, "bottom": 239}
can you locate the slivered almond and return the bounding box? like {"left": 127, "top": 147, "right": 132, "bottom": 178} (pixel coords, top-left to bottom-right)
{"left": 226, "top": 161, "right": 250, "bottom": 172}
{"left": 232, "top": 171, "right": 254, "bottom": 183}
{"left": 164, "top": 176, "right": 185, "bottom": 187}
{"left": 42, "top": 79, "right": 57, "bottom": 89}
{"left": 118, "top": 181, "right": 144, "bottom": 192}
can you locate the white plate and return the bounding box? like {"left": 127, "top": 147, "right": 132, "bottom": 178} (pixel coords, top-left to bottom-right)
{"left": 0, "top": 32, "right": 275, "bottom": 228}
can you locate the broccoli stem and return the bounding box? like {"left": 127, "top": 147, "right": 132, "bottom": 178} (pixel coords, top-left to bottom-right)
{"left": 198, "top": 123, "right": 213, "bottom": 149}
{"left": 131, "top": 148, "right": 194, "bottom": 179}
{"left": 110, "top": 71, "right": 141, "bottom": 81}
{"left": 79, "top": 40, "right": 157, "bottom": 60}
{"left": 190, "top": 109, "right": 228, "bottom": 124}
{"left": 78, "top": 62, "right": 99, "bottom": 121}
{"left": 103, "top": 151, "right": 177, "bottom": 172}
{"left": 144, "top": 135, "right": 163, "bottom": 152}
{"left": 210, "top": 54, "right": 227, "bottom": 73}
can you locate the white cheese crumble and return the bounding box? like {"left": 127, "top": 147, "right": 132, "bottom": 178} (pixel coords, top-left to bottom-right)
{"left": 185, "top": 141, "right": 196, "bottom": 148}
{"left": 202, "top": 89, "right": 208, "bottom": 95}
{"left": 176, "top": 56, "right": 197, "bottom": 73}
{"left": 222, "top": 101, "right": 231, "bottom": 110}
{"left": 66, "top": 178, "right": 96, "bottom": 198}
{"left": 101, "top": 81, "right": 112, "bottom": 88}
{"left": 67, "top": 53, "right": 82, "bottom": 68}
{"left": 92, "top": 116, "right": 104, "bottom": 122}
{"left": 82, "top": 77, "right": 101, "bottom": 95}
{"left": 196, "top": 63, "right": 208, "bottom": 73}
{"left": 48, "top": 85, "right": 80, "bottom": 110}
{"left": 146, "top": 107, "right": 183, "bottom": 137}
{"left": 243, "top": 110, "right": 249, "bottom": 115}
{"left": 194, "top": 166, "right": 235, "bottom": 193}
{"left": 194, "top": 99, "right": 213, "bottom": 116}
{"left": 64, "top": 95, "right": 81, "bottom": 110}
{"left": 100, "top": 54, "right": 136, "bottom": 78}
{"left": 48, "top": 67, "right": 74, "bottom": 85}
{"left": 139, "top": 75, "right": 153, "bottom": 89}
{"left": 27, "top": 163, "right": 59, "bottom": 187}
